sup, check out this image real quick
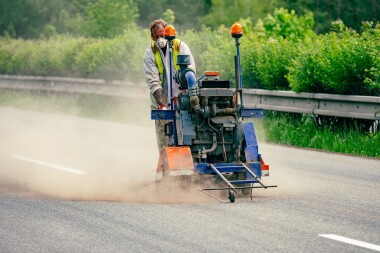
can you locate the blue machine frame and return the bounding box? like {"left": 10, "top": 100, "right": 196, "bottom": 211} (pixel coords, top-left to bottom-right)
{"left": 151, "top": 24, "right": 276, "bottom": 203}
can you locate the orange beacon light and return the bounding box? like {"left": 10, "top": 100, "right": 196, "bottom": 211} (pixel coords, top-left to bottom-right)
{"left": 231, "top": 23, "right": 243, "bottom": 38}
{"left": 164, "top": 25, "right": 176, "bottom": 40}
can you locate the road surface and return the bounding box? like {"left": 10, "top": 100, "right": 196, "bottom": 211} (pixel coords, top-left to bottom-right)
{"left": 0, "top": 107, "right": 379, "bottom": 252}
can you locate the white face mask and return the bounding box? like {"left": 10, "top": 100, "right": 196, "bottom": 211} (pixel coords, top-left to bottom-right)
{"left": 156, "top": 37, "right": 167, "bottom": 48}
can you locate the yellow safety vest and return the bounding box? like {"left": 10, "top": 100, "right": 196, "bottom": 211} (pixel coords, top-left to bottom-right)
{"left": 152, "top": 39, "right": 181, "bottom": 75}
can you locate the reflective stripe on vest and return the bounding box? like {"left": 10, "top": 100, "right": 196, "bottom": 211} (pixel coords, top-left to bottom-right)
{"left": 153, "top": 39, "right": 181, "bottom": 75}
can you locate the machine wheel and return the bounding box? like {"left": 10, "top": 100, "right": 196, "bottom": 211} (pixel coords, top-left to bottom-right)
{"left": 228, "top": 190, "right": 235, "bottom": 203}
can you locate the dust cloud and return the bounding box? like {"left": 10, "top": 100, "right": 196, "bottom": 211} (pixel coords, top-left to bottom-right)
{"left": 250, "top": 143, "right": 316, "bottom": 198}
{"left": 0, "top": 99, "right": 305, "bottom": 204}
{"left": 0, "top": 103, "right": 214, "bottom": 204}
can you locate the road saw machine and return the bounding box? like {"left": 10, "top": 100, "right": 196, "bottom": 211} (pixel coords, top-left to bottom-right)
{"left": 151, "top": 23, "right": 276, "bottom": 203}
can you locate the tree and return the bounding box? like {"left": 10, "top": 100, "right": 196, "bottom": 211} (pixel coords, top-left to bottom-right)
{"left": 262, "top": 8, "right": 315, "bottom": 39}
{"left": 163, "top": 9, "right": 175, "bottom": 24}
{"left": 66, "top": 0, "right": 138, "bottom": 38}
{"left": 198, "top": 0, "right": 279, "bottom": 29}
{"left": 136, "top": 0, "right": 210, "bottom": 30}
{"left": 278, "top": 0, "right": 379, "bottom": 33}
{"left": 0, "top": 0, "right": 66, "bottom": 38}
{"left": 0, "top": 0, "right": 138, "bottom": 38}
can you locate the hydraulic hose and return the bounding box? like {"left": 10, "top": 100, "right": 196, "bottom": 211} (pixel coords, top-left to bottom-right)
{"left": 185, "top": 70, "right": 204, "bottom": 114}
{"left": 185, "top": 71, "right": 196, "bottom": 90}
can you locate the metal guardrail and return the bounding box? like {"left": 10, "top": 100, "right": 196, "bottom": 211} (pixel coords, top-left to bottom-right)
{"left": 1, "top": 75, "right": 379, "bottom": 120}
{"left": 0, "top": 75, "right": 148, "bottom": 99}
{"left": 244, "top": 89, "right": 380, "bottom": 120}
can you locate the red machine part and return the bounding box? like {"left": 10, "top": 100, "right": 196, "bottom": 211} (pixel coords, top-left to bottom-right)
{"left": 156, "top": 147, "right": 194, "bottom": 180}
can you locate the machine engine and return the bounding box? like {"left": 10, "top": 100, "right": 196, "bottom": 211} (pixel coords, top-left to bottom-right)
{"left": 176, "top": 75, "right": 245, "bottom": 164}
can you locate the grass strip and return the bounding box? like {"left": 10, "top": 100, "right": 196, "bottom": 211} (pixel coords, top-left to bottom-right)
{"left": 263, "top": 112, "right": 380, "bottom": 158}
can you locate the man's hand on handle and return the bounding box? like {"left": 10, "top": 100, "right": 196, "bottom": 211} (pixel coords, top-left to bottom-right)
{"left": 153, "top": 89, "right": 167, "bottom": 110}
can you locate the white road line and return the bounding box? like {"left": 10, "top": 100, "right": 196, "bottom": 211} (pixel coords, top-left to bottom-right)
{"left": 319, "top": 234, "right": 380, "bottom": 252}
{"left": 13, "top": 155, "right": 87, "bottom": 175}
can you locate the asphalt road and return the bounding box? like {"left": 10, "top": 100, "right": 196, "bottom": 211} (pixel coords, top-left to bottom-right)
{"left": 0, "top": 107, "right": 379, "bottom": 253}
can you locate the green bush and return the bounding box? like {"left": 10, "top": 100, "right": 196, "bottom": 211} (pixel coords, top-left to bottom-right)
{"left": 0, "top": 38, "right": 14, "bottom": 73}
{"left": 262, "top": 8, "right": 315, "bottom": 40}
{"left": 55, "top": 37, "right": 91, "bottom": 77}
{"left": 0, "top": 20, "right": 379, "bottom": 96}
{"left": 0, "top": 39, "right": 34, "bottom": 75}
{"left": 173, "top": 28, "right": 207, "bottom": 75}
{"left": 288, "top": 28, "right": 380, "bottom": 95}
{"left": 0, "top": 28, "right": 149, "bottom": 81}
{"left": 71, "top": 28, "right": 148, "bottom": 80}
{"left": 243, "top": 37, "right": 299, "bottom": 90}
{"left": 361, "top": 27, "right": 380, "bottom": 93}
{"left": 182, "top": 26, "right": 235, "bottom": 80}
{"left": 74, "top": 37, "right": 126, "bottom": 79}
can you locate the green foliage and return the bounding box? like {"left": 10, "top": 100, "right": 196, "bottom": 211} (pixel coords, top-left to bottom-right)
{"left": 362, "top": 26, "right": 380, "bottom": 92}
{"left": 287, "top": 27, "right": 380, "bottom": 95}
{"left": 330, "top": 20, "right": 347, "bottom": 33}
{"left": 181, "top": 26, "right": 234, "bottom": 80}
{"left": 135, "top": 0, "right": 210, "bottom": 31}
{"left": 0, "top": 36, "right": 83, "bottom": 76}
{"left": 277, "top": 0, "right": 380, "bottom": 33}
{"left": 239, "top": 9, "right": 316, "bottom": 89}
{"left": 0, "top": 0, "right": 138, "bottom": 39}
{"left": 162, "top": 9, "right": 175, "bottom": 24}
{"left": 1, "top": 0, "right": 379, "bottom": 39}
{"left": 0, "top": 0, "right": 65, "bottom": 38}
{"left": 262, "top": 8, "right": 315, "bottom": 39}
{"left": 198, "top": 29, "right": 234, "bottom": 80}
{"left": 42, "top": 24, "right": 58, "bottom": 39}
{"left": 264, "top": 112, "right": 380, "bottom": 158}
{"left": 243, "top": 37, "right": 298, "bottom": 90}
{"left": 0, "top": 8, "right": 379, "bottom": 97}
{"left": 73, "top": 29, "right": 146, "bottom": 79}
{"left": 135, "top": 0, "right": 167, "bottom": 28}
{"left": 66, "top": 0, "right": 138, "bottom": 38}
{"left": 183, "top": 15, "right": 298, "bottom": 89}
{"left": 198, "top": 0, "right": 278, "bottom": 30}
{"left": 0, "top": 28, "right": 150, "bottom": 80}
{"left": 179, "top": 28, "right": 209, "bottom": 75}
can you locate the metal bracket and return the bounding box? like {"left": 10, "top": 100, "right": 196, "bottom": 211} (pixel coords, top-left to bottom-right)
{"left": 198, "top": 163, "right": 277, "bottom": 203}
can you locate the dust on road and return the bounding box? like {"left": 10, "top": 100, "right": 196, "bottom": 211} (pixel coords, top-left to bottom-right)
{"left": 0, "top": 106, "right": 215, "bottom": 203}
{"left": 0, "top": 103, "right": 303, "bottom": 204}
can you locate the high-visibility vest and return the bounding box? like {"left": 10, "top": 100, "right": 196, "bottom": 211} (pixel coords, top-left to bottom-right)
{"left": 152, "top": 39, "right": 181, "bottom": 75}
